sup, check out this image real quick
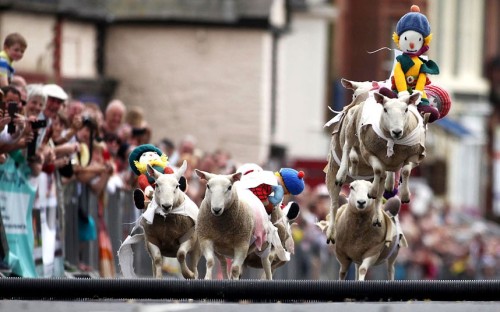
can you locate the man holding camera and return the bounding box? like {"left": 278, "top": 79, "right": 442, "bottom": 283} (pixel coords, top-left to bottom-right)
{"left": 0, "top": 86, "right": 33, "bottom": 159}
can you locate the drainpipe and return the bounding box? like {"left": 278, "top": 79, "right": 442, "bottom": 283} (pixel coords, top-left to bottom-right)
{"left": 53, "top": 16, "right": 63, "bottom": 85}
{"left": 269, "top": 0, "right": 289, "bottom": 138}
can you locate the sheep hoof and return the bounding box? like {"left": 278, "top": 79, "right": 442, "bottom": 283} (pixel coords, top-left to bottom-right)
{"left": 326, "top": 238, "right": 335, "bottom": 245}
{"left": 372, "top": 219, "right": 382, "bottom": 227}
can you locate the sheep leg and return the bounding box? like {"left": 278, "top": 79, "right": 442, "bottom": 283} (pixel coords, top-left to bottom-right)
{"left": 384, "top": 171, "right": 395, "bottom": 193}
{"left": 335, "top": 141, "right": 351, "bottom": 185}
{"left": 230, "top": 245, "right": 249, "bottom": 280}
{"left": 358, "top": 254, "right": 380, "bottom": 281}
{"left": 366, "top": 155, "right": 385, "bottom": 199}
{"left": 177, "top": 238, "right": 195, "bottom": 279}
{"left": 349, "top": 148, "right": 360, "bottom": 176}
{"left": 216, "top": 253, "right": 229, "bottom": 279}
{"left": 200, "top": 240, "right": 215, "bottom": 280}
{"left": 325, "top": 161, "right": 340, "bottom": 244}
{"left": 399, "top": 162, "right": 414, "bottom": 203}
{"left": 337, "top": 253, "right": 351, "bottom": 280}
{"left": 387, "top": 248, "right": 399, "bottom": 280}
{"left": 187, "top": 239, "right": 201, "bottom": 279}
{"left": 147, "top": 242, "right": 163, "bottom": 279}
{"left": 261, "top": 250, "right": 273, "bottom": 280}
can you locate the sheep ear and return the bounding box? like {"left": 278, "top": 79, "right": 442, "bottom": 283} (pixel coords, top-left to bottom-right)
{"left": 374, "top": 92, "right": 386, "bottom": 104}
{"left": 176, "top": 160, "right": 188, "bottom": 179}
{"left": 341, "top": 78, "right": 355, "bottom": 90}
{"left": 231, "top": 172, "right": 242, "bottom": 183}
{"left": 147, "top": 164, "right": 161, "bottom": 180}
{"left": 195, "top": 169, "right": 213, "bottom": 182}
{"left": 408, "top": 92, "right": 421, "bottom": 105}
{"left": 341, "top": 78, "right": 363, "bottom": 91}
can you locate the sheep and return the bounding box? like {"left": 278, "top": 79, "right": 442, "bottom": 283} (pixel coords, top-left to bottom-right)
{"left": 242, "top": 202, "right": 296, "bottom": 278}
{"left": 194, "top": 169, "right": 275, "bottom": 280}
{"left": 319, "top": 180, "right": 407, "bottom": 280}
{"left": 325, "top": 90, "right": 427, "bottom": 244}
{"left": 118, "top": 160, "right": 201, "bottom": 279}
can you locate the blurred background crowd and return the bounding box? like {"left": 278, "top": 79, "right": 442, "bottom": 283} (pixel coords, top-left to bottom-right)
{"left": 0, "top": 0, "right": 499, "bottom": 281}
{"left": 1, "top": 72, "right": 498, "bottom": 280}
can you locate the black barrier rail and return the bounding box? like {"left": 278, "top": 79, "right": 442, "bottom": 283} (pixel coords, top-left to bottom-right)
{"left": 0, "top": 279, "right": 499, "bottom": 302}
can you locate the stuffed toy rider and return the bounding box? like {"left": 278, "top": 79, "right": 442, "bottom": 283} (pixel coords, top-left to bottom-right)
{"left": 391, "top": 4, "right": 440, "bottom": 122}
{"left": 128, "top": 144, "right": 186, "bottom": 209}
{"left": 238, "top": 164, "right": 305, "bottom": 221}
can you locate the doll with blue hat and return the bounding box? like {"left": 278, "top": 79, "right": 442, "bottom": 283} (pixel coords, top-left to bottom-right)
{"left": 128, "top": 143, "right": 186, "bottom": 209}
{"left": 390, "top": 4, "right": 440, "bottom": 122}
{"left": 238, "top": 164, "right": 305, "bottom": 220}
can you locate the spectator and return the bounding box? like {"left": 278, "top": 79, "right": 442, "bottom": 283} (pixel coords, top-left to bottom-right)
{"left": 101, "top": 99, "right": 126, "bottom": 138}
{"left": 0, "top": 33, "right": 27, "bottom": 88}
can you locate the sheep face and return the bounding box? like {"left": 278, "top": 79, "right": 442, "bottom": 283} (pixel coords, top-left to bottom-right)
{"left": 195, "top": 169, "right": 242, "bottom": 217}
{"left": 341, "top": 78, "right": 380, "bottom": 101}
{"left": 147, "top": 160, "right": 187, "bottom": 213}
{"left": 348, "top": 180, "right": 374, "bottom": 211}
{"left": 374, "top": 92, "right": 421, "bottom": 140}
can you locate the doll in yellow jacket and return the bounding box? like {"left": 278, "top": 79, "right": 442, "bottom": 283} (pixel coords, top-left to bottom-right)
{"left": 391, "top": 5, "right": 440, "bottom": 122}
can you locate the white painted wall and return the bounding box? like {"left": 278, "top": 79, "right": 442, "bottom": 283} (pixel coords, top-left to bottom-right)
{"left": 61, "top": 21, "right": 98, "bottom": 79}
{"left": 105, "top": 26, "right": 273, "bottom": 163}
{"left": 275, "top": 12, "right": 331, "bottom": 160}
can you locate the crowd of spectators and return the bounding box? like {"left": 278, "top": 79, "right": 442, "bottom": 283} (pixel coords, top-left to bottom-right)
{"left": 0, "top": 73, "right": 498, "bottom": 279}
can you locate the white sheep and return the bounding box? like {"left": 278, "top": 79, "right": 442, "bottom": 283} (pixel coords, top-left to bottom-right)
{"left": 118, "top": 160, "right": 201, "bottom": 279}
{"left": 321, "top": 180, "right": 407, "bottom": 280}
{"left": 242, "top": 202, "right": 296, "bottom": 278}
{"left": 325, "top": 90, "right": 426, "bottom": 244}
{"left": 194, "top": 169, "right": 275, "bottom": 280}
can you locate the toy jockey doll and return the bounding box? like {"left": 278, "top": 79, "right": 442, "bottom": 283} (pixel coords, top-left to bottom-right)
{"left": 391, "top": 5, "right": 440, "bottom": 122}
{"left": 128, "top": 144, "right": 186, "bottom": 209}
{"left": 237, "top": 163, "right": 305, "bottom": 221}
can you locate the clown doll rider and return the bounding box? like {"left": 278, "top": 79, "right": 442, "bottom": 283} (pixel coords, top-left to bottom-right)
{"left": 391, "top": 5, "right": 440, "bottom": 122}
{"left": 129, "top": 144, "right": 186, "bottom": 209}
{"left": 237, "top": 163, "right": 305, "bottom": 221}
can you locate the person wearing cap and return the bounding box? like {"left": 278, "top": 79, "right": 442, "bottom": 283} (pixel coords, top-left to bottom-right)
{"left": 238, "top": 165, "right": 305, "bottom": 220}
{"left": 128, "top": 143, "right": 187, "bottom": 209}
{"left": 391, "top": 5, "right": 440, "bottom": 122}
{"left": 41, "top": 84, "right": 68, "bottom": 119}
{"left": 37, "top": 84, "right": 69, "bottom": 145}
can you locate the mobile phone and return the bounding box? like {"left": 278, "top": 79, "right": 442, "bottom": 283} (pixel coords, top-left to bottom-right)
{"left": 31, "top": 119, "right": 47, "bottom": 129}
{"left": 7, "top": 102, "right": 17, "bottom": 134}
{"left": 7, "top": 102, "right": 17, "bottom": 117}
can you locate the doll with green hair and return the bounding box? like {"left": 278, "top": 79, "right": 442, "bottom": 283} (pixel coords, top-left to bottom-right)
{"left": 391, "top": 5, "right": 440, "bottom": 122}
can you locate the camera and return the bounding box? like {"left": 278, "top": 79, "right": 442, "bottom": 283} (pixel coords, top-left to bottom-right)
{"left": 27, "top": 119, "right": 47, "bottom": 159}
{"left": 7, "top": 102, "right": 18, "bottom": 134}
{"left": 30, "top": 119, "right": 47, "bottom": 130}
{"left": 82, "top": 115, "right": 95, "bottom": 127}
